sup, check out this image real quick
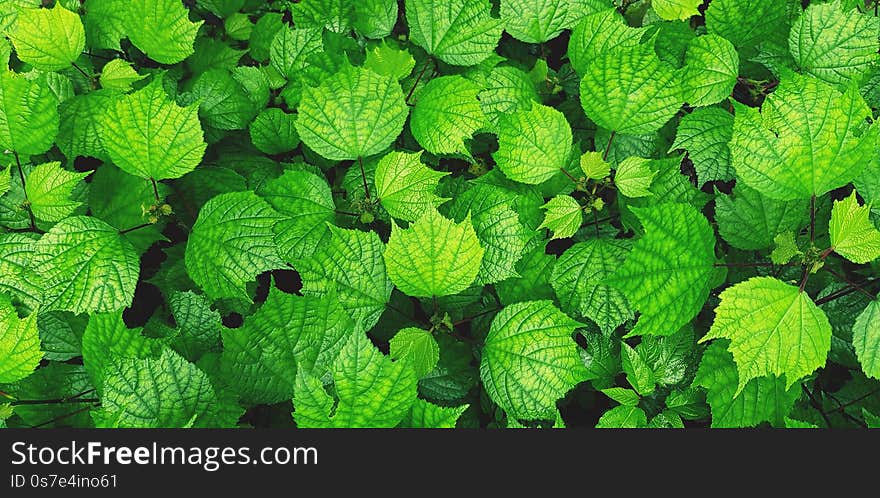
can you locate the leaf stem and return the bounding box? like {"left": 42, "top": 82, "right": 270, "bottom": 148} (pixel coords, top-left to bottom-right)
{"left": 119, "top": 222, "right": 154, "bottom": 235}
{"left": 150, "top": 177, "right": 161, "bottom": 204}
{"left": 559, "top": 167, "right": 579, "bottom": 184}
{"left": 801, "top": 384, "right": 833, "bottom": 428}
{"left": 357, "top": 157, "right": 371, "bottom": 201}
{"left": 13, "top": 152, "right": 37, "bottom": 230}
{"left": 824, "top": 267, "right": 876, "bottom": 300}
{"left": 405, "top": 57, "right": 433, "bottom": 106}
{"left": 602, "top": 131, "right": 616, "bottom": 162}
{"left": 798, "top": 265, "right": 811, "bottom": 293}
{"left": 71, "top": 61, "right": 94, "bottom": 87}
{"left": 453, "top": 307, "right": 502, "bottom": 327}
{"left": 31, "top": 405, "right": 97, "bottom": 429}
{"left": 335, "top": 209, "right": 360, "bottom": 217}
{"left": 814, "top": 279, "right": 880, "bottom": 306}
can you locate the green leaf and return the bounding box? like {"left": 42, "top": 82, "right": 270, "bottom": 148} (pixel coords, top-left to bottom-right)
{"left": 705, "top": 0, "right": 796, "bottom": 55}
{"left": 538, "top": 195, "right": 582, "bottom": 240}
{"left": 9, "top": 4, "right": 84, "bottom": 71}
{"left": 493, "top": 103, "right": 572, "bottom": 185}
{"left": 298, "top": 225, "right": 392, "bottom": 330}
{"left": 100, "top": 349, "right": 215, "bottom": 428}
{"left": 701, "top": 277, "right": 832, "bottom": 392}
{"left": 220, "top": 288, "right": 354, "bottom": 404}
{"left": 615, "top": 157, "right": 657, "bottom": 198}
{"left": 24, "top": 162, "right": 87, "bottom": 223}
{"left": 402, "top": 399, "right": 467, "bottom": 428}
{"left": 352, "top": 0, "right": 398, "bottom": 39}
{"left": 568, "top": 9, "right": 646, "bottom": 76}
{"left": 99, "top": 59, "right": 144, "bottom": 91}
{"left": 853, "top": 300, "right": 880, "bottom": 380}
{"left": 124, "top": 0, "right": 203, "bottom": 64}
{"left": 269, "top": 27, "right": 323, "bottom": 82}
{"left": 389, "top": 327, "right": 440, "bottom": 378}
{"left": 596, "top": 405, "right": 647, "bottom": 428}
{"left": 88, "top": 164, "right": 167, "bottom": 254}
{"left": 770, "top": 231, "right": 802, "bottom": 266}
{"left": 579, "top": 151, "right": 611, "bottom": 180}
{"left": 57, "top": 89, "right": 116, "bottom": 162}
{"left": 375, "top": 151, "right": 449, "bottom": 222}
{"left": 682, "top": 34, "right": 739, "bottom": 107}
{"left": 190, "top": 69, "right": 258, "bottom": 131}
{"left": 185, "top": 191, "right": 285, "bottom": 302}
{"left": 621, "top": 342, "right": 655, "bottom": 396}
{"left": 81, "top": 312, "right": 163, "bottom": 392}
{"left": 730, "top": 73, "right": 878, "bottom": 201}
{"left": 385, "top": 209, "right": 484, "bottom": 297}
{"left": 167, "top": 291, "right": 221, "bottom": 362}
{"left": 480, "top": 300, "right": 587, "bottom": 420}
{"left": 101, "top": 77, "right": 206, "bottom": 180}
{"left": 364, "top": 41, "right": 416, "bottom": 81}
{"left": 293, "top": 332, "right": 418, "bottom": 428}
{"left": 600, "top": 387, "right": 640, "bottom": 407}
{"left": 405, "top": 0, "right": 502, "bottom": 66}
{"left": 0, "top": 233, "right": 41, "bottom": 309}
{"left": 479, "top": 65, "right": 539, "bottom": 127}
{"left": 552, "top": 239, "right": 633, "bottom": 335}
{"left": 296, "top": 65, "right": 408, "bottom": 161}
{"left": 257, "top": 170, "right": 334, "bottom": 263}
{"left": 34, "top": 216, "right": 140, "bottom": 314}
{"left": 500, "top": 0, "right": 574, "bottom": 44}
{"left": 652, "top": 0, "right": 702, "bottom": 21}
{"left": 249, "top": 108, "right": 300, "bottom": 155}
{"left": 789, "top": 1, "right": 880, "bottom": 86}
{"left": 694, "top": 341, "right": 799, "bottom": 428}
{"left": 670, "top": 107, "right": 734, "bottom": 185}
{"left": 829, "top": 191, "right": 880, "bottom": 264}
{"left": 580, "top": 42, "right": 682, "bottom": 135}
{"left": 715, "top": 183, "right": 807, "bottom": 251}
{"left": 0, "top": 294, "right": 41, "bottom": 383}
{"left": 0, "top": 70, "right": 59, "bottom": 155}
{"left": 410, "top": 75, "right": 487, "bottom": 156}
{"left": 608, "top": 203, "right": 718, "bottom": 337}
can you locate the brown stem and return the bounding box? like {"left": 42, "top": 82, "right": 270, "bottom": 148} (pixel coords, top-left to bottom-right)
{"left": 825, "top": 267, "right": 877, "bottom": 300}
{"left": 405, "top": 57, "right": 433, "bottom": 105}
{"left": 798, "top": 265, "right": 811, "bottom": 293}
{"left": 31, "top": 405, "right": 96, "bottom": 429}
{"left": 119, "top": 222, "right": 154, "bottom": 235}
{"left": 559, "top": 167, "right": 579, "bottom": 184}
{"left": 801, "top": 384, "right": 833, "bottom": 428}
{"left": 151, "top": 177, "right": 161, "bottom": 204}
{"left": 815, "top": 279, "right": 880, "bottom": 306}
{"left": 602, "top": 131, "right": 616, "bottom": 162}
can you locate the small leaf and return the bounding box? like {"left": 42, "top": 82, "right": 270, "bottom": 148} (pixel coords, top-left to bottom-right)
{"left": 9, "top": 4, "right": 85, "bottom": 71}
{"left": 99, "top": 59, "right": 145, "bottom": 91}
{"left": 853, "top": 300, "right": 880, "bottom": 380}
{"left": 410, "top": 75, "right": 487, "bottom": 156}
{"left": 770, "top": 231, "right": 802, "bottom": 265}
{"left": 579, "top": 151, "right": 610, "bottom": 180}
{"left": 596, "top": 405, "right": 647, "bottom": 428}
{"left": 615, "top": 157, "right": 657, "bottom": 198}
{"left": 124, "top": 0, "right": 203, "bottom": 64}
{"left": 600, "top": 387, "right": 640, "bottom": 407}
{"left": 405, "top": 0, "right": 502, "bottom": 66}
{"left": 375, "top": 151, "right": 449, "bottom": 222}
{"left": 621, "top": 342, "right": 655, "bottom": 396}
{"left": 682, "top": 34, "right": 739, "bottom": 107}
{"left": 829, "top": 191, "right": 880, "bottom": 264}
{"left": 493, "top": 103, "right": 572, "bottom": 185}
{"left": 0, "top": 294, "right": 41, "bottom": 383}
{"left": 24, "top": 162, "right": 88, "bottom": 223}
{"left": 538, "top": 195, "right": 582, "bottom": 240}
{"left": 389, "top": 327, "right": 440, "bottom": 378}
{"left": 652, "top": 0, "right": 702, "bottom": 21}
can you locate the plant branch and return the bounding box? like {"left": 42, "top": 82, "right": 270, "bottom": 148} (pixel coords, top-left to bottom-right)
{"left": 453, "top": 307, "right": 502, "bottom": 327}
{"left": 151, "top": 177, "right": 161, "bottom": 204}
{"left": 801, "top": 384, "right": 832, "bottom": 428}
{"left": 31, "top": 405, "right": 97, "bottom": 429}
{"left": 559, "top": 167, "right": 579, "bottom": 184}
{"left": 815, "top": 279, "right": 880, "bottom": 306}
{"left": 798, "top": 265, "right": 811, "bottom": 293}
{"left": 119, "top": 222, "right": 154, "bottom": 235}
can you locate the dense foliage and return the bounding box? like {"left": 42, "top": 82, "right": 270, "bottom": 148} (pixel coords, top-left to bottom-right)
{"left": 2, "top": 0, "right": 880, "bottom": 429}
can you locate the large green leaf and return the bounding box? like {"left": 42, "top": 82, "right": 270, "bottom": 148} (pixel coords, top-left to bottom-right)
{"left": 789, "top": 1, "right": 880, "bottom": 86}
{"left": 730, "top": 73, "right": 878, "bottom": 201}
{"left": 24, "top": 162, "right": 87, "bottom": 223}
{"left": 9, "top": 4, "right": 84, "bottom": 71}
{"left": 715, "top": 183, "right": 807, "bottom": 251}
{"left": 493, "top": 103, "right": 572, "bottom": 185}
{"left": 294, "top": 332, "right": 417, "bottom": 428}
{"left": 123, "top": 0, "right": 203, "bottom": 64}
{"left": 682, "top": 34, "right": 739, "bottom": 107}
{"left": 405, "top": 0, "right": 502, "bottom": 66}
{"left": 669, "top": 107, "right": 734, "bottom": 185}
{"left": 34, "top": 216, "right": 140, "bottom": 314}
{"left": 552, "top": 239, "right": 633, "bottom": 335}
{"left": 608, "top": 203, "right": 719, "bottom": 337}
{"left": 184, "top": 191, "right": 285, "bottom": 302}
{"left": 385, "top": 208, "right": 484, "bottom": 297}
{"left": 480, "top": 300, "right": 587, "bottom": 421}
{"left": 853, "top": 300, "right": 880, "bottom": 380}
{"left": 0, "top": 70, "right": 59, "bottom": 155}
{"left": 0, "top": 294, "right": 41, "bottom": 383}
{"left": 500, "top": 0, "right": 577, "bottom": 44}
{"left": 101, "top": 77, "right": 206, "bottom": 180}
{"left": 221, "top": 288, "right": 354, "bottom": 404}
{"left": 701, "top": 277, "right": 832, "bottom": 392}
{"left": 410, "top": 75, "right": 487, "bottom": 156}
{"left": 100, "top": 349, "right": 215, "bottom": 428}
{"left": 568, "top": 9, "right": 645, "bottom": 76}
{"left": 297, "top": 225, "right": 392, "bottom": 330}
{"left": 580, "top": 42, "right": 682, "bottom": 135}
{"left": 296, "top": 65, "right": 408, "bottom": 161}
{"left": 652, "top": 0, "right": 702, "bottom": 21}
